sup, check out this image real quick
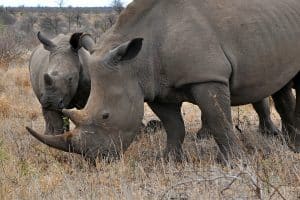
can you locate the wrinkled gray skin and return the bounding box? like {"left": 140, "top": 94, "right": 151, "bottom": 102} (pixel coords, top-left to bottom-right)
{"left": 29, "top": 32, "right": 94, "bottom": 135}
{"left": 27, "top": 0, "right": 300, "bottom": 163}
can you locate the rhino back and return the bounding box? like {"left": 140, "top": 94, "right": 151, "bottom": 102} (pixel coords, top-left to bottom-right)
{"left": 200, "top": 0, "right": 300, "bottom": 103}
{"left": 149, "top": 0, "right": 300, "bottom": 103}
{"left": 93, "top": 0, "right": 300, "bottom": 104}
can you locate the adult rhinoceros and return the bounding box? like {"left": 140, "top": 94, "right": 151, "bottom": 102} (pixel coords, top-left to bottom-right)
{"left": 29, "top": 32, "right": 94, "bottom": 135}
{"left": 27, "top": 0, "right": 300, "bottom": 163}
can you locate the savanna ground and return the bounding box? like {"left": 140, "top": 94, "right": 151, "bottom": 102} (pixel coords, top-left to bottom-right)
{"left": 0, "top": 55, "right": 299, "bottom": 200}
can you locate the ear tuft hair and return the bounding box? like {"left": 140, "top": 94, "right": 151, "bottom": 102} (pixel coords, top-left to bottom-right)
{"left": 70, "top": 32, "right": 84, "bottom": 52}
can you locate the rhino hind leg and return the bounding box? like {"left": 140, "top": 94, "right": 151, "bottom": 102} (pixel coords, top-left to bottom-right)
{"left": 197, "top": 98, "right": 279, "bottom": 140}
{"left": 271, "top": 83, "right": 296, "bottom": 149}
{"left": 197, "top": 114, "right": 212, "bottom": 140}
{"left": 252, "top": 98, "right": 280, "bottom": 136}
{"left": 148, "top": 102, "right": 185, "bottom": 162}
{"left": 294, "top": 73, "right": 300, "bottom": 152}
{"left": 42, "top": 109, "right": 64, "bottom": 135}
{"left": 191, "top": 83, "right": 242, "bottom": 164}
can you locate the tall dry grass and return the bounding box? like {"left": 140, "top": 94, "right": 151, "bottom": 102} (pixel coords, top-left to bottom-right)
{"left": 0, "top": 59, "right": 299, "bottom": 199}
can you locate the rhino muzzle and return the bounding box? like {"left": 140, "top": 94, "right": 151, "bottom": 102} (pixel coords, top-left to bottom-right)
{"left": 26, "top": 108, "right": 135, "bottom": 160}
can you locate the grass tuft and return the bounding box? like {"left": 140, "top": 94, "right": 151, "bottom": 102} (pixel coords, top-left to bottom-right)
{"left": 0, "top": 57, "right": 299, "bottom": 199}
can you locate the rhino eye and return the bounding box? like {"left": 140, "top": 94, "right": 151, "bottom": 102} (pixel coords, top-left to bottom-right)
{"left": 102, "top": 113, "right": 110, "bottom": 120}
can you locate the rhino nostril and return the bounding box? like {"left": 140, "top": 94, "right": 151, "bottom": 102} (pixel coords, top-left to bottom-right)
{"left": 102, "top": 113, "right": 110, "bottom": 120}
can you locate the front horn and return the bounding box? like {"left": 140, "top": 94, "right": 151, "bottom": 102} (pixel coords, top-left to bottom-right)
{"left": 26, "top": 127, "right": 77, "bottom": 153}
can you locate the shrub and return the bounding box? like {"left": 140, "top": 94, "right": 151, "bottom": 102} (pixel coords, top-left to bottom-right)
{"left": 0, "top": 7, "right": 16, "bottom": 26}
{"left": 0, "top": 27, "right": 24, "bottom": 69}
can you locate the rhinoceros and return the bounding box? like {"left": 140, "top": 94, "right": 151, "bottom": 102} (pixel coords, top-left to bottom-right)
{"left": 29, "top": 32, "right": 94, "bottom": 135}
{"left": 27, "top": 0, "right": 300, "bottom": 163}
{"left": 29, "top": 33, "right": 279, "bottom": 138}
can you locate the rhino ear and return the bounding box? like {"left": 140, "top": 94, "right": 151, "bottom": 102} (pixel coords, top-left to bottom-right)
{"left": 108, "top": 38, "right": 143, "bottom": 64}
{"left": 44, "top": 73, "right": 53, "bottom": 86}
{"left": 80, "top": 34, "right": 95, "bottom": 53}
{"left": 37, "top": 32, "right": 57, "bottom": 52}
{"left": 69, "top": 32, "right": 83, "bottom": 52}
{"left": 78, "top": 47, "right": 91, "bottom": 68}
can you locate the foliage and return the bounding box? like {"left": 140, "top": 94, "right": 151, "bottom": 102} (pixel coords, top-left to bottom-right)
{"left": 111, "top": 0, "right": 124, "bottom": 14}
{"left": 0, "top": 6, "right": 16, "bottom": 25}
{"left": 40, "top": 14, "right": 63, "bottom": 35}
{"left": 19, "top": 14, "right": 38, "bottom": 33}
{"left": 0, "top": 27, "right": 24, "bottom": 69}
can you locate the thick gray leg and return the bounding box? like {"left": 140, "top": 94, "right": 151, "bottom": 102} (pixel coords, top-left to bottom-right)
{"left": 42, "top": 109, "right": 64, "bottom": 135}
{"left": 197, "top": 114, "right": 212, "bottom": 139}
{"left": 252, "top": 98, "right": 280, "bottom": 136}
{"left": 294, "top": 74, "right": 300, "bottom": 152}
{"left": 191, "top": 83, "right": 241, "bottom": 163}
{"left": 148, "top": 102, "right": 185, "bottom": 161}
{"left": 198, "top": 98, "right": 279, "bottom": 139}
{"left": 271, "top": 83, "right": 296, "bottom": 148}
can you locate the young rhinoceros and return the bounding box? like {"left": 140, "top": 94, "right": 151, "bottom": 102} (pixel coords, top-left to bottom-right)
{"left": 29, "top": 32, "right": 94, "bottom": 135}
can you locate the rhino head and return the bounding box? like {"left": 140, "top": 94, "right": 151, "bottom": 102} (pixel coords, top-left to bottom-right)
{"left": 27, "top": 38, "right": 145, "bottom": 161}
{"left": 38, "top": 32, "right": 94, "bottom": 110}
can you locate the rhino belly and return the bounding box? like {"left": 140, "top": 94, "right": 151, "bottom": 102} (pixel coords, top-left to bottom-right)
{"left": 229, "top": 64, "right": 298, "bottom": 106}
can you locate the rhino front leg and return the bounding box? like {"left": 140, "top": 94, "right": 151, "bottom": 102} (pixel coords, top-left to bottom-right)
{"left": 42, "top": 108, "right": 64, "bottom": 135}
{"left": 148, "top": 102, "right": 185, "bottom": 161}
{"left": 191, "top": 83, "right": 241, "bottom": 163}
{"left": 252, "top": 98, "right": 280, "bottom": 136}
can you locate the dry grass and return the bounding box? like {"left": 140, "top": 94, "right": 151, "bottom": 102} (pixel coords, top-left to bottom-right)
{"left": 0, "top": 59, "right": 300, "bottom": 200}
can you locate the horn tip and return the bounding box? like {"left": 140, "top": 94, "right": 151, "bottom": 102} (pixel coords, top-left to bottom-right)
{"left": 26, "top": 126, "right": 33, "bottom": 133}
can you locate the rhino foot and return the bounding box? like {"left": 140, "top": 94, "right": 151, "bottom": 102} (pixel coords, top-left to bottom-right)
{"left": 259, "top": 123, "right": 281, "bottom": 136}
{"left": 293, "top": 146, "right": 300, "bottom": 153}
{"left": 197, "top": 127, "right": 212, "bottom": 140}
{"left": 143, "top": 120, "right": 163, "bottom": 134}
{"left": 157, "top": 147, "right": 187, "bottom": 163}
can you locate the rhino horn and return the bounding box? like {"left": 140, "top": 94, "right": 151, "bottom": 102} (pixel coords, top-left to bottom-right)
{"left": 62, "top": 108, "right": 89, "bottom": 126}
{"left": 26, "top": 127, "right": 77, "bottom": 153}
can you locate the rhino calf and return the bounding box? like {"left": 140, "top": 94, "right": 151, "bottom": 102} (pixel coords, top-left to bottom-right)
{"left": 29, "top": 32, "right": 94, "bottom": 135}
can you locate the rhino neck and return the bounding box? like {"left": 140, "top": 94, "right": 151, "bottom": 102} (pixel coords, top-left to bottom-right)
{"left": 107, "top": 2, "right": 166, "bottom": 102}
{"left": 114, "top": 0, "right": 159, "bottom": 32}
